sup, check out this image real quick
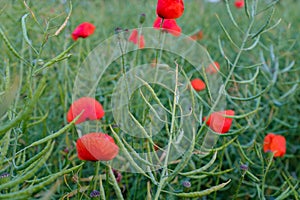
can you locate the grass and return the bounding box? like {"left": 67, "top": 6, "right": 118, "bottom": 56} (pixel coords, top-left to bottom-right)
{"left": 0, "top": 0, "right": 299, "bottom": 199}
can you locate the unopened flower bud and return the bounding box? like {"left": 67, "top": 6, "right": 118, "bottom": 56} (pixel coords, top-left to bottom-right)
{"left": 90, "top": 190, "right": 100, "bottom": 198}
{"left": 113, "top": 169, "right": 122, "bottom": 183}
{"left": 139, "top": 13, "right": 146, "bottom": 24}
{"left": 182, "top": 180, "right": 191, "bottom": 188}
{"left": 114, "top": 27, "right": 123, "bottom": 34}
{"left": 0, "top": 172, "right": 10, "bottom": 184}
{"left": 240, "top": 164, "right": 248, "bottom": 171}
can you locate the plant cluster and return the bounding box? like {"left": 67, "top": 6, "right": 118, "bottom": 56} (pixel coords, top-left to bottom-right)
{"left": 0, "top": 0, "right": 299, "bottom": 199}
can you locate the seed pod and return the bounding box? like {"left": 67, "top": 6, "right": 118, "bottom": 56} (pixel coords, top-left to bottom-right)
{"left": 139, "top": 13, "right": 146, "bottom": 24}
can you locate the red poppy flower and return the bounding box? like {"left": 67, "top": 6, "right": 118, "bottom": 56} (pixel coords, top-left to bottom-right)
{"left": 128, "top": 29, "right": 145, "bottom": 48}
{"left": 76, "top": 133, "right": 119, "bottom": 161}
{"left": 153, "top": 17, "right": 181, "bottom": 37}
{"left": 263, "top": 133, "right": 286, "bottom": 157}
{"left": 190, "top": 30, "right": 203, "bottom": 40}
{"left": 156, "top": 0, "right": 184, "bottom": 19}
{"left": 191, "top": 78, "right": 206, "bottom": 92}
{"left": 234, "top": 0, "right": 244, "bottom": 8}
{"left": 67, "top": 97, "right": 105, "bottom": 124}
{"left": 203, "top": 110, "right": 234, "bottom": 133}
{"left": 206, "top": 61, "right": 220, "bottom": 74}
{"left": 71, "top": 22, "right": 96, "bottom": 41}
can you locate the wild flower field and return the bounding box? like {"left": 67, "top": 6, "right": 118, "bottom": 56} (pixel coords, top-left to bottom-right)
{"left": 0, "top": 0, "right": 299, "bottom": 199}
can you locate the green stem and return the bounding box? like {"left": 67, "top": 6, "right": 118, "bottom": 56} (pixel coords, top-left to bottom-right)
{"left": 99, "top": 172, "right": 106, "bottom": 200}
{"left": 233, "top": 171, "right": 246, "bottom": 199}
{"left": 213, "top": 139, "right": 226, "bottom": 200}
{"left": 93, "top": 161, "right": 101, "bottom": 190}
{"left": 117, "top": 32, "right": 126, "bottom": 74}
{"left": 154, "top": 62, "right": 179, "bottom": 200}
{"left": 86, "top": 161, "right": 101, "bottom": 198}
{"left": 153, "top": 135, "right": 173, "bottom": 200}
{"left": 108, "top": 165, "right": 124, "bottom": 200}
{"left": 261, "top": 153, "right": 274, "bottom": 200}
{"left": 134, "top": 24, "right": 143, "bottom": 67}
{"left": 223, "top": 19, "right": 255, "bottom": 89}
{"left": 154, "top": 18, "right": 165, "bottom": 81}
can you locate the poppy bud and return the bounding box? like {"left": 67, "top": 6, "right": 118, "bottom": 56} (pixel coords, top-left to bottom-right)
{"left": 72, "top": 174, "right": 78, "bottom": 183}
{"left": 71, "top": 22, "right": 95, "bottom": 41}
{"left": 0, "top": 172, "right": 10, "bottom": 178}
{"left": 240, "top": 164, "right": 248, "bottom": 171}
{"left": 139, "top": 13, "right": 146, "bottom": 24}
{"left": 112, "top": 169, "right": 122, "bottom": 183}
{"left": 156, "top": 0, "right": 184, "bottom": 19}
{"left": 0, "top": 172, "right": 10, "bottom": 184}
{"left": 203, "top": 110, "right": 234, "bottom": 133}
{"left": 182, "top": 180, "right": 191, "bottom": 188}
{"left": 115, "top": 27, "right": 123, "bottom": 35}
{"left": 76, "top": 133, "right": 119, "bottom": 161}
{"left": 90, "top": 190, "right": 100, "bottom": 198}
{"left": 190, "top": 78, "right": 206, "bottom": 92}
{"left": 263, "top": 133, "right": 286, "bottom": 157}
{"left": 67, "top": 97, "right": 105, "bottom": 124}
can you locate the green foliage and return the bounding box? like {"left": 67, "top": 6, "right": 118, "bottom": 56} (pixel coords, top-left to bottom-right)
{"left": 0, "top": 0, "right": 299, "bottom": 199}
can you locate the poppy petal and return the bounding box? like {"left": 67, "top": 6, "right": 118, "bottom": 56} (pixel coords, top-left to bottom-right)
{"left": 234, "top": 0, "right": 244, "bottom": 8}
{"left": 153, "top": 17, "right": 181, "bottom": 37}
{"left": 67, "top": 97, "right": 105, "bottom": 124}
{"left": 191, "top": 78, "right": 206, "bottom": 91}
{"left": 263, "top": 133, "right": 274, "bottom": 153}
{"left": 156, "top": 0, "right": 184, "bottom": 19}
{"left": 139, "top": 35, "right": 145, "bottom": 48}
{"left": 204, "top": 110, "right": 234, "bottom": 133}
{"left": 264, "top": 133, "right": 286, "bottom": 157}
{"left": 206, "top": 61, "right": 220, "bottom": 74}
{"left": 71, "top": 22, "right": 95, "bottom": 41}
{"left": 128, "top": 29, "right": 145, "bottom": 48}
{"left": 128, "top": 29, "right": 138, "bottom": 44}
{"left": 76, "top": 133, "right": 119, "bottom": 161}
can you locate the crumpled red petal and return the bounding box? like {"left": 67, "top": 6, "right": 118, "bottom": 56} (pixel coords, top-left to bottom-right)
{"left": 263, "top": 133, "right": 286, "bottom": 157}
{"left": 153, "top": 17, "right": 182, "bottom": 37}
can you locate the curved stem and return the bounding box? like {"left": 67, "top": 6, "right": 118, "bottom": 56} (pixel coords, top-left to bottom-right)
{"left": 261, "top": 153, "right": 274, "bottom": 200}
{"left": 108, "top": 165, "right": 124, "bottom": 200}
{"left": 154, "top": 62, "right": 179, "bottom": 200}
